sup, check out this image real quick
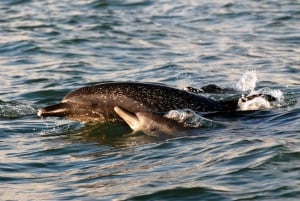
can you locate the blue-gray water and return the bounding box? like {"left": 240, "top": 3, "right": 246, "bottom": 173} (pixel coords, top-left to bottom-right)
{"left": 0, "top": 0, "right": 300, "bottom": 200}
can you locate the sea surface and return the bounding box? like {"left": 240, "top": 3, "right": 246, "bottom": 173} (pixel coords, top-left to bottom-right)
{"left": 0, "top": 0, "right": 299, "bottom": 200}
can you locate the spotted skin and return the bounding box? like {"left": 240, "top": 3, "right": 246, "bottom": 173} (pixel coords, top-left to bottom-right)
{"left": 38, "top": 82, "right": 239, "bottom": 123}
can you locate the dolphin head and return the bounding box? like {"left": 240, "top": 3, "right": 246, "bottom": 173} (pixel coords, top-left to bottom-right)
{"left": 37, "top": 102, "right": 71, "bottom": 117}
{"left": 37, "top": 101, "right": 108, "bottom": 123}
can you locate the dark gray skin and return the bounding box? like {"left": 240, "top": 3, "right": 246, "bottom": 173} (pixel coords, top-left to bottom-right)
{"left": 38, "top": 82, "right": 239, "bottom": 123}
{"left": 184, "top": 84, "right": 239, "bottom": 94}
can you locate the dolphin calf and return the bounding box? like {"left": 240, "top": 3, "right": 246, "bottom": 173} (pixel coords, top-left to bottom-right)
{"left": 113, "top": 106, "right": 188, "bottom": 136}
{"left": 114, "top": 106, "right": 225, "bottom": 136}
{"left": 38, "top": 82, "right": 239, "bottom": 123}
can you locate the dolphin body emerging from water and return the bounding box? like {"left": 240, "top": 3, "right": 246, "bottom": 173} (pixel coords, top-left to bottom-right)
{"left": 38, "top": 82, "right": 239, "bottom": 124}
{"left": 113, "top": 106, "right": 224, "bottom": 136}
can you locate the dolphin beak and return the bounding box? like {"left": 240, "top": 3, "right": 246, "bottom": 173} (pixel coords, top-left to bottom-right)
{"left": 37, "top": 102, "right": 71, "bottom": 117}
{"left": 113, "top": 106, "right": 140, "bottom": 130}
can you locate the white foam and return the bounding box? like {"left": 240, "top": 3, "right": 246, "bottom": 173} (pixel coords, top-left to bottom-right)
{"left": 235, "top": 71, "right": 285, "bottom": 111}
{"left": 237, "top": 97, "right": 271, "bottom": 111}
{"left": 257, "top": 88, "right": 284, "bottom": 104}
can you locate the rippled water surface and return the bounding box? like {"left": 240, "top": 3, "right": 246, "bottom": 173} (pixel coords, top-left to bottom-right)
{"left": 1, "top": 0, "right": 299, "bottom": 200}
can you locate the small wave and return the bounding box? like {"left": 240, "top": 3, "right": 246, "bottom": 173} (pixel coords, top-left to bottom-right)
{"left": 0, "top": 100, "right": 36, "bottom": 119}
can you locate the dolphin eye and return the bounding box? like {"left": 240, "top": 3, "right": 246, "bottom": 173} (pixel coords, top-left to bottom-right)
{"left": 150, "top": 127, "right": 158, "bottom": 132}
{"left": 241, "top": 97, "right": 247, "bottom": 102}
{"left": 149, "top": 126, "right": 160, "bottom": 135}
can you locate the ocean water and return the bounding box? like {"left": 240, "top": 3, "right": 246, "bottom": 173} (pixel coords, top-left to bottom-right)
{"left": 0, "top": 0, "right": 299, "bottom": 200}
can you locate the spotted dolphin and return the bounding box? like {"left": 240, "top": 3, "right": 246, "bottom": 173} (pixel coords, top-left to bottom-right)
{"left": 37, "top": 82, "right": 239, "bottom": 123}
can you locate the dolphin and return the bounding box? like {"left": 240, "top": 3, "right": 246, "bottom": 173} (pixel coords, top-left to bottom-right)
{"left": 114, "top": 106, "right": 226, "bottom": 136}
{"left": 113, "top": 106, "right": 188, "bottom": 136}
{"left": 37, "top": 82, "right": 239, "bottom": 123}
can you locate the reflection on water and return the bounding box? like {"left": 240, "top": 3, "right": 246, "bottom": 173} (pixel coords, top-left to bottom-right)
{"left": 68, "top": 123, "right": 162, "bottom": 148}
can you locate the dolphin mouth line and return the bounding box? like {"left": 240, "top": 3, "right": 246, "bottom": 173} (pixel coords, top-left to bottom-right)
{"left": 37, "top": 108, "right": 66, "bottom": 117}
{"left": 37, "top": 103, "right": 70, "bottom": 117}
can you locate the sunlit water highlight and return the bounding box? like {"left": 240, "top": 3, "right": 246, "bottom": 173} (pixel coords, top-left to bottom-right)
{"left": 0, "top": 0, "right": 299, "bottom": 200}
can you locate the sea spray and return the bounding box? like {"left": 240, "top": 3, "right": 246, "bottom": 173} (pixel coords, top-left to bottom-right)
{"left": 235, "top": 70, "right": 257, "bottom": 95}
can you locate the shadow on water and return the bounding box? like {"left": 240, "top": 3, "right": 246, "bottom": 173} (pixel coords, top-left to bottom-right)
{"left": 75, "top": 123, "right": 163, "bottom": 147}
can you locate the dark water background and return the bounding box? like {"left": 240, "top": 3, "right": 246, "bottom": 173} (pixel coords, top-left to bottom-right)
{"left": 0, "top": 0, "right": 299, "bottom": 200}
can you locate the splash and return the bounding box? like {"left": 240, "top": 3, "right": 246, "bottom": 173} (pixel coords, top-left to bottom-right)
{"left": 235, "top": 70, "right": 257, "bottom": 94}
{"left": 235, "top": 72, "right": 285, "bottom": 111}
{"left": 164, "top": 109, "right": 222, "bottom": 128}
